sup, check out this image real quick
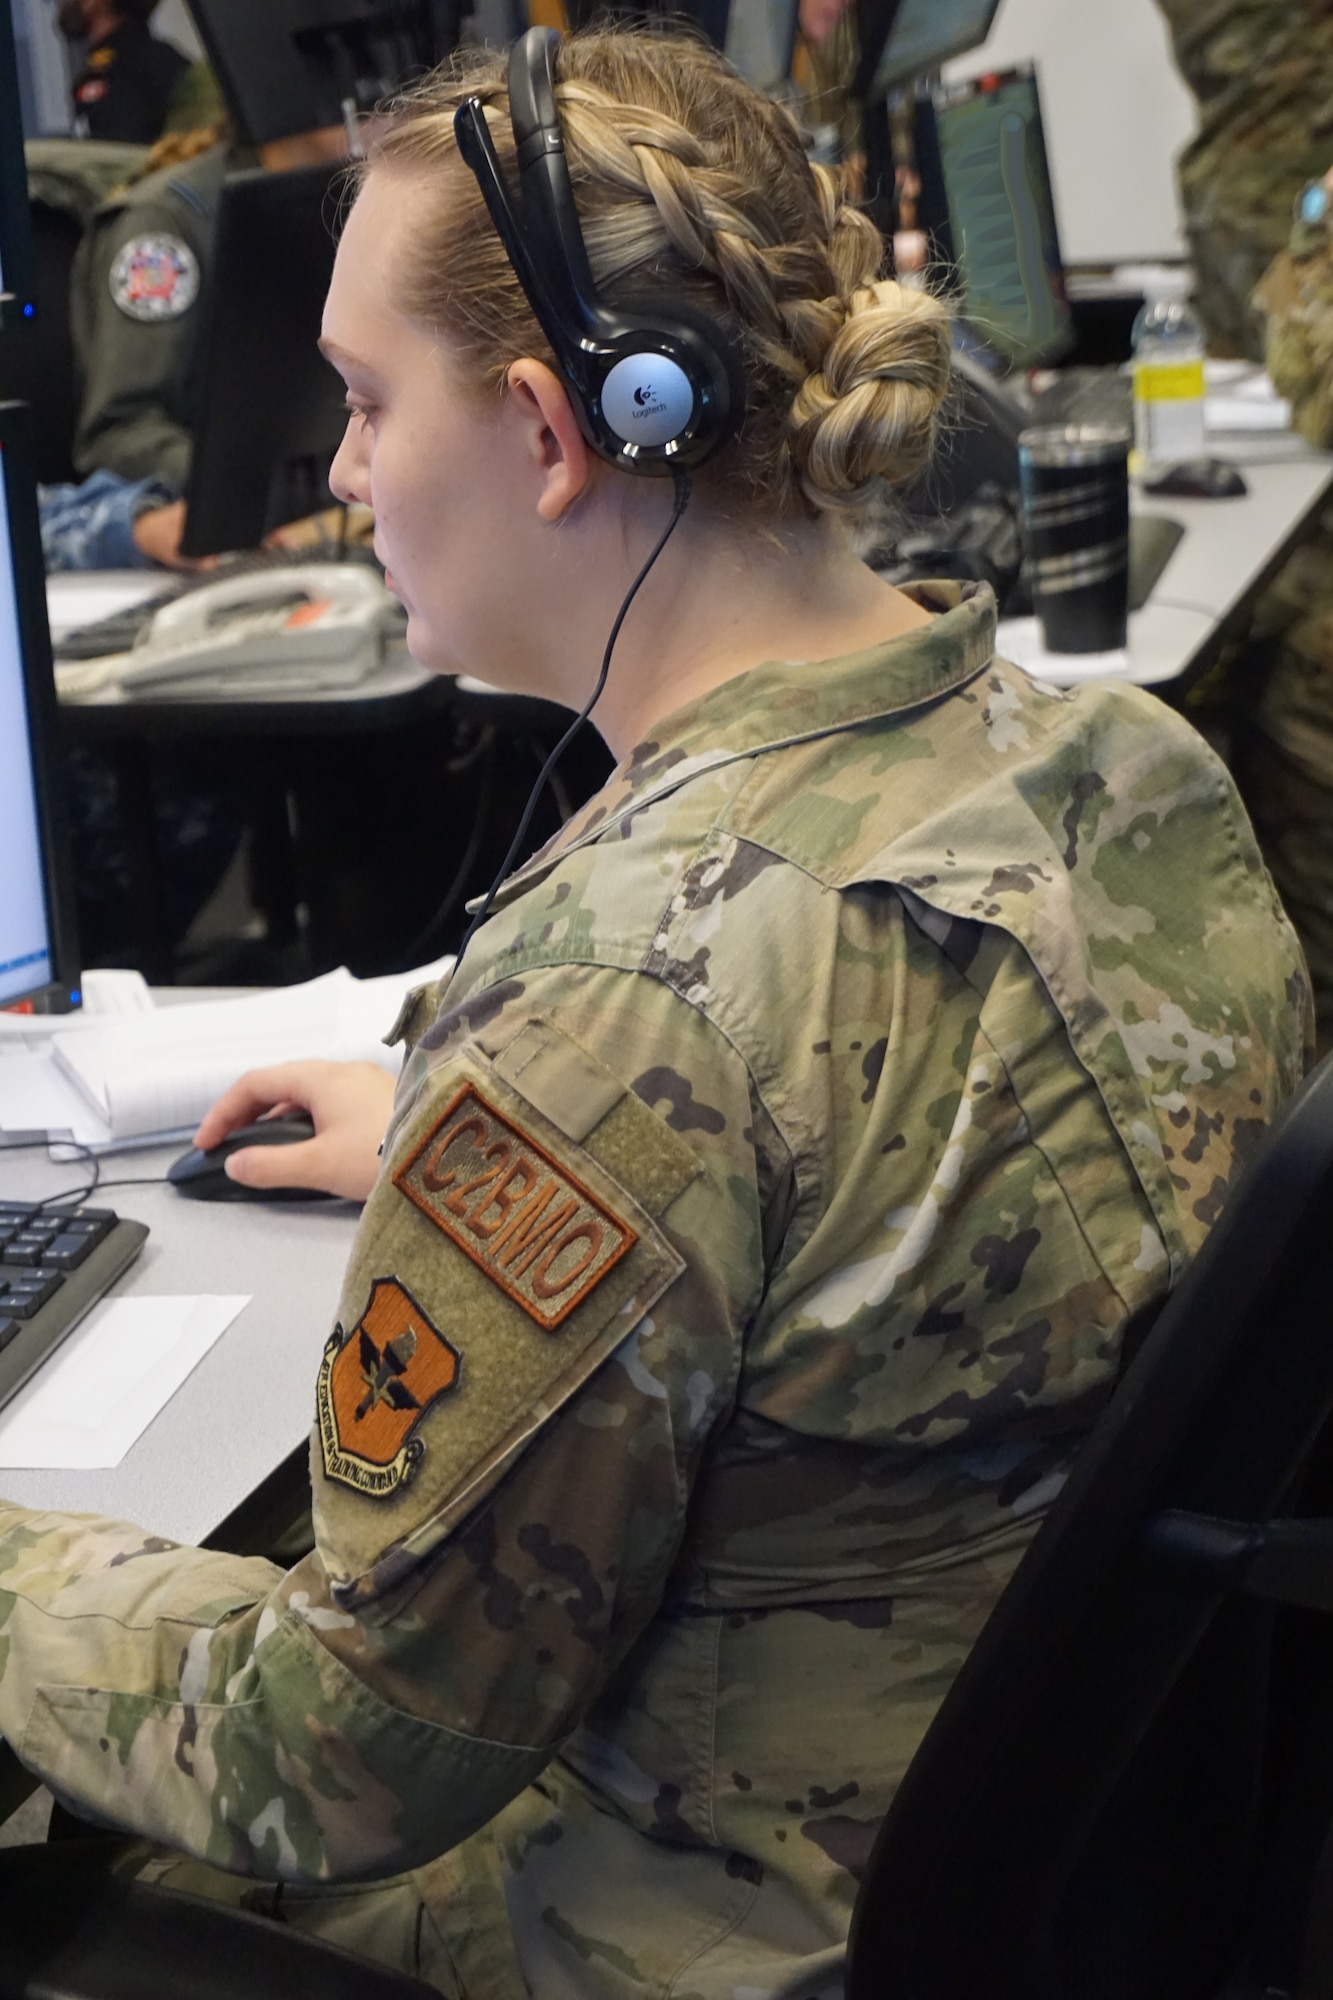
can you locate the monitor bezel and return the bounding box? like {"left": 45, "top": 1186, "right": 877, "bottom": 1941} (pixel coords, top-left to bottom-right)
{"left": 923, "top": 62, "right": 1074, "bottom": 373}
{"left": 0, "top": 5, "right": 36, "bottom": 328}
{"left": 0, "top": 402, "right": 83, "bottom": 1015}
{"left": 187, "top": 0, "right": 454, "bottom": 148}
{"left": 179, "top": 160, "right": 349, "bottom": 559}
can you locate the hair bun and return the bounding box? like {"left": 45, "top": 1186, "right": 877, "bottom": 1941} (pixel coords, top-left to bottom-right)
{"left": 787, "top": 280, "right": 952, "bottom": 513}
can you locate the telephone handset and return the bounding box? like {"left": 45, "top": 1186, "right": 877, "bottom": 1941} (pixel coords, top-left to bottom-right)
{"left": 56, "top": 564, "right": 401, "bottom": 702}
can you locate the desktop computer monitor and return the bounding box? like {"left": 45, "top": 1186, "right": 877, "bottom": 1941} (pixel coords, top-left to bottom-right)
{"left": 188, "top": 0, "right": 460, "bottom": 147}
{"left": 179, "top": 162, "right": 349, "bottom": 560}
{"left": 724, "top": 0, "right": 800, "bottom": 95}
{"left": 564, "top": 0, "right": 802, "bottom": 99}
{"left": 0, "top": 403, "right": 82, "bottom": 1013}
{"left": 0, "top": 5, "right": 35, "bottom": 328}
{"left": 565, "top": 0, "right": 731, "bottom": 43}
{"left": 917, "top": 65, "right": 1072, "bottom": 371}
{"left": 866, "top": 0, "right": 1002, "bottom": 99}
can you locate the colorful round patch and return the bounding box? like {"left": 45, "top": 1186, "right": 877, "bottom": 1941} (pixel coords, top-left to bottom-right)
{"left": 109, "top": 234, "right": 200, "bottom": 323}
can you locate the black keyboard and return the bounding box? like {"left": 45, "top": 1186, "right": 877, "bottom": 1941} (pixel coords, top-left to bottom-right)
{"left": 0, "top": 1203, "right": 149, "bottom": 1413}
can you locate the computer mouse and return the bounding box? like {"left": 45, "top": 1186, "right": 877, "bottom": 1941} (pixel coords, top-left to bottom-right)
{"left": 1142, "top": 457, "right": 1248, "bottom": 500}
{"left": 167, "top": 1113, "right": 333, "bottom": 1202}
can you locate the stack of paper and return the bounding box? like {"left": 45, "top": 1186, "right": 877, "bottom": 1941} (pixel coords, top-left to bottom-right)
{"left": 0, "top": 959, "right": 452, "bottom": 1154}
{"left": 1205, "top": 359, "right": 1292, "bottom": 433}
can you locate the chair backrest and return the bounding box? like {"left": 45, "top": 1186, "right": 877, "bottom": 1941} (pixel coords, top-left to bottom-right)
{"left": 0, "top": 1840, "right": 440, "bottom": 2000}
{"left": 847, "top": 1051, "right": 1333, "bottom": 2000}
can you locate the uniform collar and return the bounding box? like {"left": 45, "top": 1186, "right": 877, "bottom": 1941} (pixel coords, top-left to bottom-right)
{"left": 482, "top": 579, "right": 998, "bottom": 912}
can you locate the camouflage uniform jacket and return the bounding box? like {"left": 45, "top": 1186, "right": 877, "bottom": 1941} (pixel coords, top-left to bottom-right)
{"left": 1234, "top": 186, "right": 1333, "bottom": 1051}
{"left": 1155, "top": 0, "right": 1333, "bottom": 358}
{"left": 1255, "top": 202, "right": 1333, "bottom": 455}
{"left": 0, "top": 583, "right": 1309, "bottom": 1998}
{"left": 70, "top": 144, "right": 227, "bottom": 493}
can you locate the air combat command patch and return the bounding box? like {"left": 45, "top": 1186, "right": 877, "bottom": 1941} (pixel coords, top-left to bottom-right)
{"left": 392, "top": 1082, "right": 637, "bottom": 1332}
{"left": 318, "top": 1277, "right": 460, "bottom": 1497}
{"left": 109, "top": 234, "right": 201, "bottom": 322}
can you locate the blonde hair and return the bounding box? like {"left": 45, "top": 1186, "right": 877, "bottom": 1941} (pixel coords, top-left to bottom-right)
{"left": 362, "top": 29, "right": 951, "bottom": 526}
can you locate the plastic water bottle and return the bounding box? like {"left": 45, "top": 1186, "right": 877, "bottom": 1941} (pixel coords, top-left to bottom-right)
{"left": 1131, "top": 272, "right": 1206, "bottom": 472}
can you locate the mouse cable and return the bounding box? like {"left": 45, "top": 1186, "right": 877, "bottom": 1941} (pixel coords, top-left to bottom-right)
{"left": 452, "top": 466, "right": 692, "bottom": 970}
{"left": 23, "top": 1145, "right": 170, "bottom": 1214}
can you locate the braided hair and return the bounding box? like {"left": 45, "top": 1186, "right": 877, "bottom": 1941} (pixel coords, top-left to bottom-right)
{"left": 363, "top": 28, "right": 951, "bottom": 527}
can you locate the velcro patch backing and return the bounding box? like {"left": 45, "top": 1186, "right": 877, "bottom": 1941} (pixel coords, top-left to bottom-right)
{"left": 392, "top": 1083, "right": 637, "bottom": 1331}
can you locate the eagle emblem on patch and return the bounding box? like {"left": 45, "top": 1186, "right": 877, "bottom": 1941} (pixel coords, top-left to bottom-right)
{"left": 109, "top": 234, "right": 200, "bottom": 322}
{"left": 317, "top": 1277, "right": 460, "bottom": 1497}
{"left": 393, "top": 1083, "right": 637, "bottom": 1332}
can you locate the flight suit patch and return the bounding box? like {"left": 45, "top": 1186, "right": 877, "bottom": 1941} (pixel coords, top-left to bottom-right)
{"left": 392, "top": 1083, "right": 637, "bottom": 1332}
{"left": 317, "top": 1277, "right": 460, "bottom": 1497}
{"left": 109, "top": 234, "right": 200, "bottom": 321}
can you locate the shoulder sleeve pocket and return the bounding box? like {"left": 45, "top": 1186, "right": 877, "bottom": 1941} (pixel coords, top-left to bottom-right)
{"left": 313, "top": 1025, "right": 701, "bottom": 1608}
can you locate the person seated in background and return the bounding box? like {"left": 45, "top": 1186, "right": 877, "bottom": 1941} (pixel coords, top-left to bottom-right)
{"left": 59, "top": 0, "right": 193, "bottom": 146}
{"left": 1155, "top": 0, "right": 1333, "bottom": 1054}
{"left": 1237, "top": 167, "right": 1333, "bottom": 1052}
{"left": 0, "top": 26, "right": 1311, "bottom": 1995}
{"left": 69, "top": 119, "right": 229, "bottom": 512}
{"left": 69, "top": 117, "right": 348, "bottom": 545}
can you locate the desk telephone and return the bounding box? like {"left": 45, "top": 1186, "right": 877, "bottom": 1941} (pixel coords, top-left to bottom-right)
{"left": 56, "top": 564, "right": 401, "bottom": 702}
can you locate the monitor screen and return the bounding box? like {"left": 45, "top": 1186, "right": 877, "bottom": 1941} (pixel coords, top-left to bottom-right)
{"left": 871, "top": 0, "right": 1001, "bottom": 97}
{"left": 724, "top": 0, "right": 799, "bottom": 94}
{"left": 180, "top": 162, "right": 348, "bottom": 559}
{"left": 188, "top": 0, "right": 458, "bottom": 148}
{"left": 928, "top": 66, "right": 1071, "bottom": 370}
{"left": 0, "top": 404, "right": 81, "bottom": 1013}
{"left": 0, "top": 4, "right": 36, "bottom": 323}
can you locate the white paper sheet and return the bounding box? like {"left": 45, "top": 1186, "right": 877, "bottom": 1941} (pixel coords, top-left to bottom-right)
{"left": 0, "top": 1050, "right": 102, "bottom": 1140}
{"left": 0, "top": 1295, "right": 250, "bottom": 1469}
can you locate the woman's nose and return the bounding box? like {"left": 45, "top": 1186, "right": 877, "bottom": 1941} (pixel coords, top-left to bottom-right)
{"left": 329, "top": 416, "right": 370, "bottom": 507}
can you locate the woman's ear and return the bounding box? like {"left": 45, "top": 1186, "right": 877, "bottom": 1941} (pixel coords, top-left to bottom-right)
{"left": 506, "top": 358, "right": 592, "bottom": 521}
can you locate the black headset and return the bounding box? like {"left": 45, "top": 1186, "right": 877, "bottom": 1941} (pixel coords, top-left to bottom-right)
{"left": 453, "top": 26, "right": 745, "bottom": 474}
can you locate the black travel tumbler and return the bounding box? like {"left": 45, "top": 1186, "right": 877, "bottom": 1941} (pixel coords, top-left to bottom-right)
{"left": 1018, "top": 425, "right": 1131, "bottom": 653}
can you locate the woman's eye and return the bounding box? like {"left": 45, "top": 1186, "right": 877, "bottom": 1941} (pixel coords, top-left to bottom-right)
{"left": 345, "top": 401, "right": 376, "bottom": 427}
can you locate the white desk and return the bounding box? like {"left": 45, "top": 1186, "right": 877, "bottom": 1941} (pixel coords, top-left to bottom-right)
{"left": 0, "top": 1140, "right": 360, "bottom": 1546}
{"left": 999, "top": 430, "right": 1333, "bottom": 690}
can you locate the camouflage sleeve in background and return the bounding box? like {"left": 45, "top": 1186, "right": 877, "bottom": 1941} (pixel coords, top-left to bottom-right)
{"left": 1254, "top": 213, "right": 1333, "bottom": 449}
{"left": 70, "top": 148, "right": 226, "bottom": 494}
{"left": 1154, "top": 0, "right": 1333, "bottom": 357}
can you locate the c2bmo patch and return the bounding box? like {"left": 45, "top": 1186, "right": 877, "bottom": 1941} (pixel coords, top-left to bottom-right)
{"left": 392, "top": 1082, "right": 637, "bottom": 1332}
{"left": 317, "top": 1277, "right": 460, "bottom": 1497}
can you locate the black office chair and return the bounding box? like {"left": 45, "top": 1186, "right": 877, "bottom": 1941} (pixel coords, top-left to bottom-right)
{"left": 0, "top": 1839, "right": 440, "bottom": 2000}
{"left": 847, "top": 1051, "right": 1333, "bottom": 2000}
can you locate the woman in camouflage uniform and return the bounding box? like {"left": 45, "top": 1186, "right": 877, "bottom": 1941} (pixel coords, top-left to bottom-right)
{"left": 0, "top": 28, "right": 1311, "bottom": 1997}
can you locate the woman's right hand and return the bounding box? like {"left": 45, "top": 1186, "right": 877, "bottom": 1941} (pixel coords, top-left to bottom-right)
{"left": 193, "top": 1060, "right": 397, "bottom": 1201}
